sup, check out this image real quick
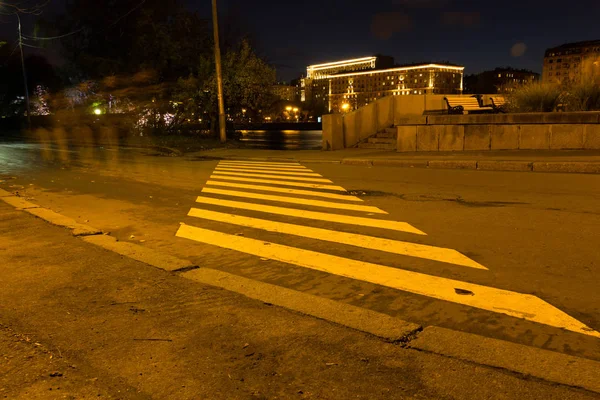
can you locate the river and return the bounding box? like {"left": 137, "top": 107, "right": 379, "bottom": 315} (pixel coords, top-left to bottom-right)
{"left": 236, "top": 130, "right": 322, "bottom": 150}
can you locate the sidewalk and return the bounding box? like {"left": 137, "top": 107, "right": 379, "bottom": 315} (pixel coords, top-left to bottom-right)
{"left": 188, "top": 148, "right": 600, "bottom": 174}
{"left": 2, "top": 202, "right": 598, "bottom": 399}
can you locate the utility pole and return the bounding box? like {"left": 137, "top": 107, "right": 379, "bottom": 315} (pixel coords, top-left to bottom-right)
{"left": 211, "top": 0, "right": 226, "bottom": 143}
{"left": 17, "top": 14, "right": 31, "bottom": 128}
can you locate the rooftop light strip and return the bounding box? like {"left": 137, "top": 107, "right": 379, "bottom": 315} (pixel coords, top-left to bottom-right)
{"left": 326, "top": 64, "right": 464, "bottom": 78}
{"left": 307, "top": 57, "right": 377, "bottom": 69}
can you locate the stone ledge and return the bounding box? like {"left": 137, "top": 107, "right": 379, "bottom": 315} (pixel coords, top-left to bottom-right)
{"left": 427, "top": 160, "right": 477, "bottom": 170}
{"left": 372, "top": 159, "right": 429, "bottom": 168}
{"left": 477, "top": 161, "right": 533, "bottom": 172}
{"left": 532, "top": 162, "right": 600, "bottom": 174}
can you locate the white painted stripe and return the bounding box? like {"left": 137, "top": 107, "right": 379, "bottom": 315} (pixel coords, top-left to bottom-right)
{"left": 215, "top": 167, "right": 322, "bottom": 177}
{"left": 218, "top": 160, "right": 301, "bottom": 166}
{"left": 201, "top": 187, "right": 387, "bottom": 214}
{"left": 213, "top": 171, "right": 333, "bottom": 183}
{"left": 209, "top": 175, "right": 347, "bottom": 191}
{"left": 176, "top": 224, "right": 600, "bottom": 338}
{"left": 188, "top": 208, "right": 486, "bottom": 269}
{"left": 194, "top": 196, "right": 425, "bottom": 235}
{"left": 206, "top": 180, "right": 363, "bottom": 202}
{"left": 219, "top": 162, "right": 308, "bottom": 170}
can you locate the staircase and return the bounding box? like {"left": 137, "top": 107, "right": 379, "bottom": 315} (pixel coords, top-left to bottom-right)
{"left": 357, "top": 127, "right": 397, "bottom": 150}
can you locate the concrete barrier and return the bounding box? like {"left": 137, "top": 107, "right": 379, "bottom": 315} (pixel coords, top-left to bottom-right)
{"left": 550, "top": 125, "right": 585, "bottom": 149}
{"left": 416, "top": 126, "right": 440, "bottom": 151}
{"left": 375, "top": 96, "right": 394, "bottom": 132}
{"left": 396, "top": 126, "right": 417, "bottom": 152}
{"left": 584, "top": 125, "right": 600, "bottom": 149}
{"left": 491, "top": 125, "right": 520, "bottom": 150}
{"left": 396, "top": 112, "right": 600, "bottom": 152}
{"left": 439, "top": 125, "right": 465, "bottom": 151}
{"left": 464, "top": 125, "right": 491, "bottom": 150}
{"left": 322, "top": 114, "right": 344, "bottom": 150}
{"left": 519, "top": 125, "right": 550, "bottom": 150}
{"left": 323, "top": 95, "right": 600, "bottom": 152}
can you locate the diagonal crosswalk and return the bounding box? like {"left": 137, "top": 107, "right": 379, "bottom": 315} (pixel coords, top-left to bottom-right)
{"left": 176, "top": 160, "right": 600, "bottom": 338}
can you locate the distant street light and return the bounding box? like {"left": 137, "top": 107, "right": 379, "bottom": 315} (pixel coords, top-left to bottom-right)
{"left": 285, "top": 106, "right": 292, "bottom": 111}
{"left": 292, "top": 107, "right": 299, "bottom": 112}
{"left": 341, "top": 103, "right": 350, "bottom": 112}
{"left": 94, "top": 108, "right": 102, "bottom": 115}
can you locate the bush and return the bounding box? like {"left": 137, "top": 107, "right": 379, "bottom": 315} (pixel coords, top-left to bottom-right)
{"left": 504, "top": 82, "right": 563, "bottom": 113}
{"left": 561, "top": 77, "right": 600, "bottom": 111}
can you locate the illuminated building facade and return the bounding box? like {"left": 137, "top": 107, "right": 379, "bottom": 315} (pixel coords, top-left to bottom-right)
{"left": 542, "top": 40, "right": 600, "bottom": 84}
{"left": 301, "top": 56, "right": 464, "bottom": 113}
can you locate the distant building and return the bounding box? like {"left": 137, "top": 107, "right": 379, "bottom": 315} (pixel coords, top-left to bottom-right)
{"left": 542, "top": 40, "right": 600, "bottom": 84}
{"left": 272, "top": 83, "right": 299, "bottom": 102}
{"left": 301, "top": 55, "right": 464, "bottom": 113}
{"left": 463, "top": 68, "right": 539, "bottom": 94}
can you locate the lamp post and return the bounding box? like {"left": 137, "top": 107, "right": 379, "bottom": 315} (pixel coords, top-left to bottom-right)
{"left": 211, "top": 0, "right": 226, "bottom": 143}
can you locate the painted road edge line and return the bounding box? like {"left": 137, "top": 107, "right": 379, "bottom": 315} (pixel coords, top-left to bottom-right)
{"left": 176, "top": 224, "right": 599, "bottom": 337}
{"left": 187, "top": 208, "right": 484, "bottom": 270}
{"left": 409, "top": 326, "right": 600, "bottom": 394}
{"left": 182, "top": 267, "right": 422, "bottom": 342}
{"left": 201, "top": 187, "right": 387, "bottom": 214}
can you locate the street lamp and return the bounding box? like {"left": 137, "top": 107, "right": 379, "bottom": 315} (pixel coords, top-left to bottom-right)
{"left": 285, "top": 106, "right": 292, "bottom": 112}
{"left": 292, "top": 107, "right": 298, "bottom": 112}
{"left": 341, "top": 103, "right": 350, "bottom": 112}
{"left": 94, "top": 108, "right": 102, "bottom": 115}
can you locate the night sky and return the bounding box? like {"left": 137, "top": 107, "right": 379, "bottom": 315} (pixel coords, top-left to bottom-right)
{"left": 2, "top": 0, "right": 600, "bottom": 81}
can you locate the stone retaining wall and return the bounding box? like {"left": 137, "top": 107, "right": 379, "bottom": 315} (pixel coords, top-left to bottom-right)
{"left": 397, "top": 113, "right": 600, "bottom": 152}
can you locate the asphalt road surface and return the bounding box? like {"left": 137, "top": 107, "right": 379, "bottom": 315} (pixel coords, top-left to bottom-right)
{"left": 1, "top": 140, "right": 599, "bottom": 363}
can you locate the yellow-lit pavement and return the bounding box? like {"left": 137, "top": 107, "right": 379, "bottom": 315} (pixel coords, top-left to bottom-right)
{"left": 176, "top": 160, "right": 600, "bottom": 338}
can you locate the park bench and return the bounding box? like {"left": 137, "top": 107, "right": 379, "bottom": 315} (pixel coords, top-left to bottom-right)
{"left": 444, "top": 95, "right": 493, "bottom": 114}
{"left": 490, "top": 96, "right": 507, "bottom": 113}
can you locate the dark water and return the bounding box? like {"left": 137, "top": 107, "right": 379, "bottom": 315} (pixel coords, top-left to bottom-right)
{"left": 237, "top": 130, "right": 322, "bottom": 150}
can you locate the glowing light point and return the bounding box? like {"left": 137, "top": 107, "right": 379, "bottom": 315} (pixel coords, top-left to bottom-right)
{"left": 94, "top": 108, "right": 102, "bottom": 115}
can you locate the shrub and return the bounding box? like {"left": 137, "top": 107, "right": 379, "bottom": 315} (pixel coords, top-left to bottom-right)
{"left": 504, "top": 82, "right": 563, "bottom": 113}
{"left": 561, "top": 77, "right": 600, "bottom": 111}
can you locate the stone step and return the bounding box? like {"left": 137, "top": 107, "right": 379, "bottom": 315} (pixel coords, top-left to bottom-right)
{"left": 385, "top": 127, "right": 397, "bottom": 134}
{"left": 375, "top": 131, "right": 397, "bottom": 138}
{"left": 357, "top": 142, "right": 397, "bottom": 150}
{"left": 368, "top": 138, "right": 396, "bottom": 144}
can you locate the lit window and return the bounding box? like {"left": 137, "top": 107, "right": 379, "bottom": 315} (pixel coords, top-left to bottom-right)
{"left": 498, "top": 74, "right": 502, "bottom": 77}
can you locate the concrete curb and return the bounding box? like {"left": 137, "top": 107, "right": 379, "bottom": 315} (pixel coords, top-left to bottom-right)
{"left": 372, "top": 159, "right": 429, "bottom": 168}
{"left": 428, "top": 160, "right": 477, "bottom": 170}
{"left": 340, "top": 159, "right": 373, "bottom": 166}
{"left": 340, "top": 158, "right": 600, "bottom": 174}
{"left": 0, "top": 194, "right": 194, "bottom": 268}
{"left": 409, "top": 326, "right": 600, "bottom": 394}
{"left": 477, "top": 160, "right": 533, "bottom": 172}
{"left": 83, "top": 235, "right": 196, "bottom": 272}
{"left": 533, "top": 161, "right": 600, "bottom": 174}
{"left": 191, "top": 156, "right": 600, "bottom": 174}
{"left": 1, "top": 196, "right": 40, "bottom": 209}
{"left": 24, "top": 207, "right": 102, "bottom": 236}
{"left": 183, "top": 268, "right": 422, "bottom": 342}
